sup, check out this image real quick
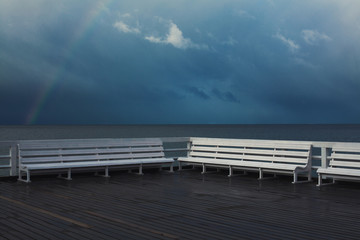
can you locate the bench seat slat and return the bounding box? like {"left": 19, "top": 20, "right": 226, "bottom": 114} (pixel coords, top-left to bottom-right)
{"left": 331, "top": 153, "right": 360, "bottom": 161}
{"left": 19, "top": 138, "right": 163, "bottom": 149}
{"left": 191, "top": 146, "right": 309, "bottom": 157}
{"left": 21, "top": 152, "right": 165, "bottom": 164}
{"left": 178, "top": 157, "right": 304, "bottom": 171}
{"left": 192, "top": 139, "right": 311, "bottom": 150}
{"left": 22, "top": 158, "right": 174, "bottom": 170}
{"left": 20, "top": 146, "right": 164, "bottom": 157}
{"left": 190, "top": 152, "right": 308, "bottom": 164}
{"left": 329, "top": 160, "right": 360, "bottom": 168}
{"left": 317, "top": 167, "right": 360, "bottom": 176}
{"left": 332, "top": 147, "right": 360, "bottom": 153}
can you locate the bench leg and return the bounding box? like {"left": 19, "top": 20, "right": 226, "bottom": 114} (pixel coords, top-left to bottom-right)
{"left": 258, "top": 169, "right": 278, "bottom": 181}
{"left": 18, "top": 170, "right": 31, "bottom": 183}
{"left": 178, "top": 161, "right": 182, "bottom": 171}
{"left": 138, "top": 164, "right": 144, "bottom": 175}
{"left": 228, "top": 166, "right": 233, "bottom": 177}
{"left": 317, "top": 173, "right": 323, "bottom": 186}
{"left": 316, "top": 173, "right": 335, "bottom": 187}
{"left": 67, "top": 169, "right": 72, "bottom": 180}
{"left": 169, "top": 163, "right": 174, "bottom": 173}
{"left": 105, "top": 166, "right": 109, "bottom": 177}
{"left": 201, "top": 163, "right": 206, "bottom": 174}
{"left": 292, "top": 171, "right": 313, "bottom": 184}
{"left": 258, "top": 168, "right": 263, "bottom": 180}
{"left": 293, "top": 172, "right": 298, "bottom": 183}
{"left": 26, "top": 170, "right": 30, "bottom": 183}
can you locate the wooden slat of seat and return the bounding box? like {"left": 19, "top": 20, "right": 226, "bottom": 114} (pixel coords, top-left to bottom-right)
{"left": 24, "top": 160, "right": 142, "bottom": 170}
{"left": 192, "top": 139, "right": 311, "bottom": 150}
{"left": 20, "top": 146, "right": 164, "bottom": 157}
{"left": 178, "top": 157, "right": 301, "bottom": 171}
{"left": 21, "top": 152, "right": 165, "bottom": 164}
{"left": 329, "top": 160, "right": 360, "bottom": 168}
{"left": 139, "top": 158, "right": 174, "bottom": 164}
{"left": 24, "top": 158, "right": 173, "bottom": 170}
{"left": 332, "top": 147, "right": 360, "bottom": 153}
{"left": 317, "top": 167, "right": 360, "bottom": 176}
{"left": 331, "top": 153, "right": 360, "bottom": 161}
{"left": 19, "top": 138, "right": 163, "bottom": 149}
{"left": 191, "top": 146, "right": 309, "bottom": 157}
{"left": 190, "top": 152, "right": 308, "bottom": 164}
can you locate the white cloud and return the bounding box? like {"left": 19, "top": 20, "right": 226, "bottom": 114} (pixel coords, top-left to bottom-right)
{"left": 144, "top": 35, "right": 162, "bottom": 44}
{"left": 145, "top": 21, "right": 207, "bottom": 50}
{"left": 113, "top": 21, "right": 140, "bottom": 34}
{"left": 274, "top": 33, "right": 300, "bottom": 53}
{"left": 301, "top": 29, "right": 332, "bottom": 45}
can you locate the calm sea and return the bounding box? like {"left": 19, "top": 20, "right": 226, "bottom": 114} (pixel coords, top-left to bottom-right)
{"left": 1, "top": 125, "right": 360, "bottom": 142}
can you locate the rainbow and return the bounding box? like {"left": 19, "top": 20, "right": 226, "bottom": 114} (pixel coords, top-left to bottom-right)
{"left": 25, "top": 0, "right": 115, "bottom": 124}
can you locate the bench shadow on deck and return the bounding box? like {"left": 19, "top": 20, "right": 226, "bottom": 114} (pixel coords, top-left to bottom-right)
{"left": 1, "top": 169, "right": 360, "bottom": 240}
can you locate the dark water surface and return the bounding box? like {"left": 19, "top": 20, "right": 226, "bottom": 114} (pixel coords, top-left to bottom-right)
{"left": 1, "top": 124, "right": 360, "bottom": 142}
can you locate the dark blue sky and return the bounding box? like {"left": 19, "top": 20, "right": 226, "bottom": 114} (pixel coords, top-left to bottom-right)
{"left": 1, "top": 0, "right": 360, "bottom": 124}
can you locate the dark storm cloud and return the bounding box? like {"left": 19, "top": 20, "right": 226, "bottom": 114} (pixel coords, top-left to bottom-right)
{"left": 184, "top": 86, "right": 210, "bottom": 100}
{"left": 212, "top": 89, "right": 238, "bottom": 103}
{"left": 1, "top": 0, "right": 360, "bottom": 124}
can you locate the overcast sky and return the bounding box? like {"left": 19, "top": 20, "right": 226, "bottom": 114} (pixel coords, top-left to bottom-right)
{"left": 1, "top": 0, "right": 360, "bottom": 124}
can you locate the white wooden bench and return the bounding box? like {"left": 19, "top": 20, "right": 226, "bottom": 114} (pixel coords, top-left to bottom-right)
{"left": 18, "top": 138, "right": 174, "bottom": 183}
{"left": 317, "top": 143, "right": 360, "bottom": 186}
{"left": 178, "top": 138, "right": 312, "bottom": 183}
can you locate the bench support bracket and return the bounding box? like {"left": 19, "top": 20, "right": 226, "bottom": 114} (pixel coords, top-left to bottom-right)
{"left": 58, "top": 169, "right": 72, "bottom": 180}
{"left": 18, "top": 170, "right": 31, "bottom": 183}
{"left": 317, "top": 173, "right": 336, "bottom": 187}
{"left": 292, "top": 171, "right": 312, "bottom": 184}
{"left": 258, "top": 169, "right": 277, "bottom": 180}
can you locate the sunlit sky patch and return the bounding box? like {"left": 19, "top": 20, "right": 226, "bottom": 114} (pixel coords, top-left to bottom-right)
{"left": 1, "top": 0, "right": 360, "bottom": 124}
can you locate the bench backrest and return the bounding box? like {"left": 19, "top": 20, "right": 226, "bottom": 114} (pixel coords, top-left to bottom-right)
{"left": 189, "top": 138, "right": 311, "bottom": 166}
{"left": 18, "top": 138, "right": 165, "bottom": 166}
{"left": 330, "top": 143, "right": 360, "bottom": 169}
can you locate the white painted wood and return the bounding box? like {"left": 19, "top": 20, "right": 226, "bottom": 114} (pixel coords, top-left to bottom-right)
{"left": 317, "top": 143, "right": 360, "bottom": 186}
{"left": 191, "top": 137, "right": 311, "bottom": 149}
{"left": 331, "top": 153, "right": 360, "bottom": 160}
{"left": 20, "top": 146, "right": 164, "bottom": 157}
{"left": 180, "top": 137, "right": 312, "bottom": 183}
{"left": 18, "top": 138, "right": 173, "bottom": 182}
{"left": 21, "top": 152, "right": 165, "bottom": 164}
{"left": 190, "top": 152, "right": 308, "bottom": 164}
{"left": 191, "top": 146, "right": 309, "bottom": 157}
{"left": 329, "top": 160, "right": 360, "bottom": 168}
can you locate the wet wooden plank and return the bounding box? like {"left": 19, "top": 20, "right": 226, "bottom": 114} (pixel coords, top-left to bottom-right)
{"left": 1, "top": 170, "right": 360, "bottom": 239}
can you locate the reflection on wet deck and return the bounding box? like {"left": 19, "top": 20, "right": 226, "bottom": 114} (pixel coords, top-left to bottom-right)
{"left": 1, "top": 169, "right": 360, "bottom": 239}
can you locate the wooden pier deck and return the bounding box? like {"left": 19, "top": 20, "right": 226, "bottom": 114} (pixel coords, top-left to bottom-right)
{"left": 1, "top": 169, "right": 360, "bottom": 239}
